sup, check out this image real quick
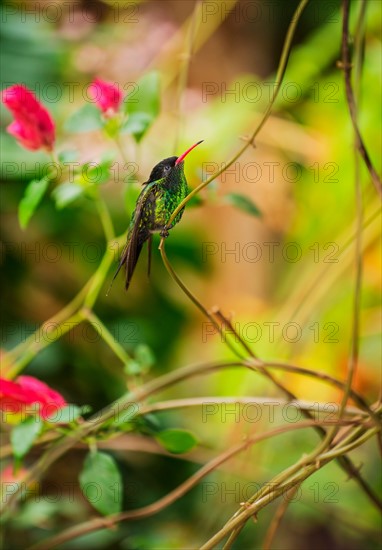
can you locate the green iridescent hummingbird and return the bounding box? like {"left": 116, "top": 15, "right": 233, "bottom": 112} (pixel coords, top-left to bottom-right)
{"left": 112, "top": 140, "right": 203, "bottom": 291}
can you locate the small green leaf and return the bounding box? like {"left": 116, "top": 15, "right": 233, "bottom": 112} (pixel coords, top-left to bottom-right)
{"left": 121, "top": 112, "right": 153, "bottom": 141}
{"left": 11, "top": 416, "right": 43, "bottom": 459}
{"left": 224, "top": 193, "right": 262, "bottom": 217}
{"left": 52, "top": 183, "right": 84, "bottom": 209}
{"left": 124, "top": 345, "right": 155, "bottom": 377}
{"left": 80, "top": 404, "right": 93, "bottom": 416}
{"left": 79, "top": 451, "right": 122, "bottom": 515}
{"left": 134, "top": 344, "right": 155, "bottom": 372}
{"left": 124, "top": 360, "right": 141, "bottom": 376}
{"left": 156, "top": 429, "right": 198, "bottom": 454}
{"left": 18, "top": 176, "right": 50, "bottom": 229}
{"left": 123, "top": 72, "right": 160, "bottom": 141}
{"left": 64, "top": 104, "right": 104, "bottom": 133}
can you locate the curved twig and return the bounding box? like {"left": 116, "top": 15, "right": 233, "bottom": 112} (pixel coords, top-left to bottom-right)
{"left": 28, "top": 419, "right": 359, "bottom": 550}
{"left": 341, "top": 0, "right": 382, "bottom": 197}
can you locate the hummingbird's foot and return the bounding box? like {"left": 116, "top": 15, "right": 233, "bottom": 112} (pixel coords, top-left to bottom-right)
{"left": 160, "top": 227, "right": 169, "bottom": 238}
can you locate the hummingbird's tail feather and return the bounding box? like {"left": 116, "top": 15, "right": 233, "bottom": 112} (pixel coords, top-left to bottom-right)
{"left": 124, "top": 239, "right": 144, "bottom": 291}
{"left": 122, "top": 216, "right": 150, "bottom": 291}
{"left": 108, "top": 178, "right": 157, "bottom": 294}
{"left": 106, "top": 242, "right": 128, "bottom": 296}
{"left": 107, "top": 233, "right": 145, "bottom": 293}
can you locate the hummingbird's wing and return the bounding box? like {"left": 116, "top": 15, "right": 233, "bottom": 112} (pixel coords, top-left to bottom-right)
{"left": 111, "top": 180, "right": 158, "bottom": 292}
{"left": 147, "top": 234, "right": 152, "bottom": 279}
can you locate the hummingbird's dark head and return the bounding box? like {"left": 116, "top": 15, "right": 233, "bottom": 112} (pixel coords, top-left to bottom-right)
{"left": 146, "top": 156, "right": 178, "bottom": 183}
{"left": 145, "top": 141, "right": 204, "bottom": 185}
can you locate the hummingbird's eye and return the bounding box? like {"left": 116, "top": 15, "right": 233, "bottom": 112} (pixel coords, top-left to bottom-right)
{"left": 163, "top": 165, "right": 171, "bottom": 175}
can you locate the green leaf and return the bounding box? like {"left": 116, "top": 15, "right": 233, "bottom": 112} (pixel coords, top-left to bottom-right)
{"left": 79, "top": 451, "right": 122, "bottom": 515}
{"left": 121, "top": 112, "right": 153, "bottom": 141}
{"left": 123, "top": 72, "right": 160, "bottom": 141}
{"left": 52, "top": 183, "right": 84, "bottom": 209}
{"left": 124, "top": 345, "right": 155, "bottom": 376}
{"left": 18, "top": 176, "right": 50, "bottom": 229}
{"left": 80, "top": 404, "right": 93, "bottom": 416}
{"left": 11, "top": 416, "right": 43, "bottom": 459}
{"left": 224, "top": 193, "right": 262, "bottom": 217}
{"left": 134, "top": 344, "right": 155, "bottom": 372}
{"left": 124, "top": 360, "right": 141, "bottom": 376}
{"left": 156, "top": 429, "right": 198, "bottom": 454}
{"left": 64, "top": 104, "right": 103, "bottom": 133}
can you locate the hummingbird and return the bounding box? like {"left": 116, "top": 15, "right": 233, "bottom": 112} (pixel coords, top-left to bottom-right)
{"left": 112, "top": 140, "right": 203, "bottom": 291}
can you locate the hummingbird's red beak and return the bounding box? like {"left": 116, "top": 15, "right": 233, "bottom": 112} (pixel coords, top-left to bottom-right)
{"left": 175, "top": 140, "right": 204, "bottom": 166}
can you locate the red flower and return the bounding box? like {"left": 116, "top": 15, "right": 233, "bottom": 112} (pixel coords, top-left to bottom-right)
{"left": 1, "top": 85, "right": 55, "bottom": 151}
{"left": 0, "top": 375, "right": 67, "bottom": 423}
{"left": 89, "top": 78, "right": 123, "bottom": 114}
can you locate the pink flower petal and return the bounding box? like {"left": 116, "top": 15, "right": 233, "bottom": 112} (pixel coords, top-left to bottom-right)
{"left": 7, "top": 120, "right": 43, "bottom": 151}
{"left": 89, "top": 78, "right": 123, "bottom": 114}
{"left": 1, "top": 85, "right": 55, "bottom": 151}
{"left": 0, "top": 376, "right": 67, "bottom": 422}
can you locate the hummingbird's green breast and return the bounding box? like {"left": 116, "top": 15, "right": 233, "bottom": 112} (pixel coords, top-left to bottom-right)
{"left": 141, "top": 163, "right": 188, "bottom": 232}
{"left": 161, "top": 166, "right": 188, "bottom": 228}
